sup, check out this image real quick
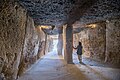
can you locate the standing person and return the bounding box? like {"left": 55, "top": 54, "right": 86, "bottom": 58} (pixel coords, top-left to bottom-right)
{"left": 73, "top": 42, "right": 83, "bottom": 63}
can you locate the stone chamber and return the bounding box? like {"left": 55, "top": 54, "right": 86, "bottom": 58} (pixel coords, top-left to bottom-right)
{"left": 0, "top": 0, "right": 120, "bottom": 80}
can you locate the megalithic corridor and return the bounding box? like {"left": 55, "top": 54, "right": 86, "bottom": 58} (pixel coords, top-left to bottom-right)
{"left": 0, "top": 0, "right": 120, "bottom": 80}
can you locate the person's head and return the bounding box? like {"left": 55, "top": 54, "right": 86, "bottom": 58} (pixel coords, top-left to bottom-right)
{"left": 79, "top": 42, "right": 82, "bottom": 45}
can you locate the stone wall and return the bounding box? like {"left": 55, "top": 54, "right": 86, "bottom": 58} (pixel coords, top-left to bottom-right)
{"left": 0, "top": 1, "right": 46, "bottom": 80}
{"left": 73, "top": 34, "right": 79, "bottom": 53}
{"left": 36, "top": 27, "right": 46, "bottom": 58}
{"left": 47, "top": 36, "right": 54, "bottom": 52}
{"left": 73, "top": 22, "right": 106, "bottom": 62}
{"left": 44, "top": 35, "right": 54, "bottom": 54}
{"left": 17, "top": 16, "right": 40, "bottom": 77}
{"left": 74, "top": 20, "right": 120, "bottom": 64}
{"left": 57, "top": 34, "right": 63, "bottom": 55}
{"left": 86, "top": 23, "right": 106, "bottom": 61}
{"left": 0, "top": 2, "right": 27, "bottom": 80}
{"left": 105, "top": 19, "right": 120, "bottom": 64}
{"left": 73, "top": 30, "right": 90, "bottom": 57}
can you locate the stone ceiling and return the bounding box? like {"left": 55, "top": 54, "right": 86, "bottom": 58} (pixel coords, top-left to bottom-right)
{"left": 19, "top": 0, "right": 97, "bottom": 27}
{"left": 18, "top": 0, "right": 120, "bottom": 35}
{"left": 80, "top": 0, "right": 120, "bottom": 24}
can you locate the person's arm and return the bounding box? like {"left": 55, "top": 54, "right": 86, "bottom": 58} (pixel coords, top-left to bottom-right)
{"left": 73, "top": 46, "right": 77, "bottom": 49}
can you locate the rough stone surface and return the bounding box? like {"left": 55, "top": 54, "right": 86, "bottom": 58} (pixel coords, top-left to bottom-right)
{"left": 87, "top": 23, "right": 106, "bottom": 61}
{"left": 17, "top": 16, "right": 40, "bottom": 77}
{"left": 36, "top": 27, "right": 46, "bottom": 58}
{"left": 37, "top": 41, "right": 45, "bottom": 58}
{"left": 80, "top": 0, "right": 120, "bottom": 24}
{"left": 47, "top": 36, "right": 54, "bottom": 52}
{"left": 45, "top": 35, "right": 53, "bottom": 53}
{"left": 105, "top": 19, "right": 120, "bottom": 64}
{"left": 73, "top": 31, "right": 90, "bottom": 56}
{"left": 73, "top": 20, "right": 120, "bottom": 65}
{"left": 0, "top": 1, "right": 46, "bottom": 80}
{"left": 0, "top": 2, "right": 27, "bottom": 80}
{"left": 0, "top": 0, "right": 120, "bottom": 79}
{"left": 17, "top": 0, "right": 120, "bottom": 35}
{"left": 73, "top": 22, "right": 106, "bottom": 62}
{"left": 19, "top": 0, "right": 74, "bottom": 26}
{"left": 18, "top": 0, "right": 98, "bottom": 26}
{"left": 57, "top": 33, "right": 63, "bottom": 55}
{"left": 63, "top": 25, "right": 73, "bottom": 63}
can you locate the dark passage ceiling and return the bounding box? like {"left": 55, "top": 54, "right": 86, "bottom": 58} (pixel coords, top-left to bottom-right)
{"left": 18, "top": 0, "right": 120, "bottom": 35}
{"left": 19, "top": 0, "right": 97, "bottom": 26}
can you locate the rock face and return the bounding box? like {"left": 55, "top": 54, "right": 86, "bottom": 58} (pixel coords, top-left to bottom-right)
{"left": 0, "top": 1, "right": 46, "bottom": 80}
{"left": 47, "top": 36, "right": 54, "bottom": 52}
{"left": 80, "top": 0, "right": 120, "bottom": 24}
{"left": 63, "top": 25, "right": 73, "bottom": 63}
{"left": 0, "top": 2, "right": 27, "bottom": 80}
{"left": 105, "top": 19, "right": 120, "bottom": 64}
{"left": 36, "top": 27, "right": 46, "bottom": 58}
{"left": 87, "top": 23, "right": 106, "bottom": 61}
{"left": 73, "top": 21, "right": 120, "bottom": 64}
{"left": 73, "top": 22, "right": 106, "bottom": 61}
{"left": 17, "top": 0, "right": 120, "bottom": 36}
{"left": 17, "top": 16, "right": 40, "bottom": 77}
{"left": 18, "top": 0, "right": 75, "bottom": 26}
{"left": 57, "top": 34, "right": 63, "bottom": 55}
{"left": 18, "top": 0, "right": 99, "bottom": 26}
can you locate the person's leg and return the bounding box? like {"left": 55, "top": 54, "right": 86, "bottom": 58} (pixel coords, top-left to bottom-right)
{"left": 80, "top": 55, "right": 82, "bottom": 62}
{"left": 78, "top": 55, "right": 82, "bottom": 62}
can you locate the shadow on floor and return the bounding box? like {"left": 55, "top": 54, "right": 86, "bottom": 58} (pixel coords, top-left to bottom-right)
{"left": 79, "top": 62, "right": 113, "bottom": 80}
{"left": 73, "top": 53, "right": 120, "bottom": 69}
{"left": 82, "top": 57, "right": 120, "bottom": 69}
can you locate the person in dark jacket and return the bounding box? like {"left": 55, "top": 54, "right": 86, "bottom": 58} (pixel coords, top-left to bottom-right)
{"left": 73, "top": 42, "right": 83, "bottom": 63}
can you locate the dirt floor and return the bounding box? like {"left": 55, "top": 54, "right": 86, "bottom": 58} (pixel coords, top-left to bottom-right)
{"left": 18, "top": 51, "right": 120, "bottom": 80}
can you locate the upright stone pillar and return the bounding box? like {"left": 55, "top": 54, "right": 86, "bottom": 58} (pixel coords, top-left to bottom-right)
{"left": 57, "top": 33, "right": 63, "bottom": 55}
{"left": 44, "top": 34, "right": 47, "bottom": 55}
{"left": 63, "top": 24, "right": 73, "bottom": 63}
